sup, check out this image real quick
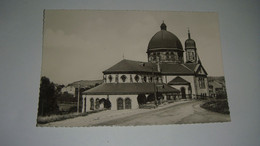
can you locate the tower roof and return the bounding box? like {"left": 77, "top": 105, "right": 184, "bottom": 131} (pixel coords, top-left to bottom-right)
{"left": 185, "top": 29, "right": 196, "bottom": 49}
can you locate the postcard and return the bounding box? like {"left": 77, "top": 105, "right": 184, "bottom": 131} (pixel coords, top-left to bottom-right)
{"left": 37, "top": 10, "right": 230, "bottom": 127}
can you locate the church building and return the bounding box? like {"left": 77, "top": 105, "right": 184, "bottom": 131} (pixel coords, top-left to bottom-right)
{"left": 82, "top": 22, "right": 209, "bottom": 112}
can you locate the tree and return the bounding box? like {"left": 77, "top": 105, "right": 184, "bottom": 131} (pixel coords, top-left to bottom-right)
{"left": 38, "top": 76, "right": 59, "bottom": 116}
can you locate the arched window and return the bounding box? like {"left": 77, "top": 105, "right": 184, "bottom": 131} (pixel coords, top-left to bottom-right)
{"left": 130, "top": 74, "right": 133, "bottom": 83}
{"left": 90, "top": 98, "right": 94, "bottom": 110}
{"left": 192, "top": 52, "right": 195, "bottom": 60}
{"left": 152, "top": 52, "right": 156, "bottom": 61}
{"left": 188, "top": 52, "right": 191, "bottom": 60}
{"left": 117, "top": 98, "right": 124, "bottom": 110}
{"left": 166, "top": 52, "right": 169, "bottom": 60}
{"left": 108, "top": 75, "right": 113, "bottom": 83}
{"left": 143, "top": 76, "right": 147, "bottom": 82}
{"left": 121, "top": 75, "right": 127, "bottom": 82}
{"left": 134, "top": 75, "right": 140, "bottom": 82}
{"left": 156, "top": 76, "right": 159, "bottom": 83}
{"left": 149, "top": 76, "right": 153, "bottom": 83}
{"left": 115, "top": 74, "right": 119, "bottom": 83}
{"left": 202, "top": 78, "right": 205, "bottom": 88}
{"left": 125, "top": 98, "right": 131, "bottom": 109}
{"left": 198, "top": 77, "right": 205, "bottom": 89}
{"left": 174, "top": 52, "right": 178, "bottom": 61}
{"left": 95, "top": 98, "right": 100, "bottom": 109}
{"left": 157, "top": 52, "right": 161, "bottom": 61}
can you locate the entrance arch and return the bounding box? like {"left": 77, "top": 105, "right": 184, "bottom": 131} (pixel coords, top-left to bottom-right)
{"left": 100, "top": 98, "right": 111, "bottom": 109}
{"left": 181, "top": 87, "right": 186, "bottom": 99}
{"left": 125, "top": 98, "right": 131, "bottom": 109}
{"left": 95, "top": 98, "right": 100, "bottom": 109}
{"left": 117, "top": 98, "right": 124, "bottom": 110}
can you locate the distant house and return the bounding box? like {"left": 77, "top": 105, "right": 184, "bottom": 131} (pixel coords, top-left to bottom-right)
{"left": 61, "top": 80, "right": 103, "bottom": 97}
{"left": 208, "top": 80, "right": 225, "bottom": 97}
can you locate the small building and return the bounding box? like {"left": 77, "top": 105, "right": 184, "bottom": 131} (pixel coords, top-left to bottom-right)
{"left": 208, "top": 80, "right": 225, "bottom": 97}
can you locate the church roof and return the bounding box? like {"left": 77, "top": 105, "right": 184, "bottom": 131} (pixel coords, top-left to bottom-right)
{"left": 168, "top": 76, "right": 190, "bottom": 85}
{"left": 147, "top": 23, "right": 183, "bottom": 52}
{"left": 83, "top": 83, "right": 180, "bottom": 95}
{"left": 103, "top": 59, "right": 159, "bottom": 74}
{"left": 160, "top": 63, "right": 194, "bottom": 75}
{"left": 103, "top": 59, "right": 206, "bottom": 76}
{"left": 183, "top": 63, "right": 199, "bottom": 71}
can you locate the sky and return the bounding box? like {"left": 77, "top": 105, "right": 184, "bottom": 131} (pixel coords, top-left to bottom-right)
{"left": 41, "top": 10, "right": 225, "bottom": 85}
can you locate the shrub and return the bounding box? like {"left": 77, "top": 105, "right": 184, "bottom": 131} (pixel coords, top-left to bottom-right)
{"left": 201, "top": 100, "right": 230, "bottom": 114}
{"left": 216, "top": 91, "right": 227, "bottom": 99}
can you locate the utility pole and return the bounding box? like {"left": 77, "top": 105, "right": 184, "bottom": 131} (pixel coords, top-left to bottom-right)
{"left": 152, "top": 67, "right": 158, "bottom": 107}
{"left": 77, "top": 82, "right": 80, "bottom": 114}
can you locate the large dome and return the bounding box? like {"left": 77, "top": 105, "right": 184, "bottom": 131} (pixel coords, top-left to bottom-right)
{"left": 147, "top": 23, "right": 183, "bottom": 52}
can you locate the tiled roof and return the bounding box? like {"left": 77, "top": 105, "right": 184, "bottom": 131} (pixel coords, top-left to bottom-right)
{"left": 168, "top": 76, "right": 190, "bottom": 85}
{"left": 103, "top": 59, "right": 159, "bottom": 74}
{"left": 183, "top": 63, "right": 199, "bottom": 71}
{"left": 160, "top": 63, "right": 194, "bottom": 75}
{"left": 83, "top": 83, "right": 180, "bottom": 95}
{"left": 208, "top": 81, "right": 223, "bottom": 88}
{"left": 103, "top": 59, "right": 206, "bottom": 76}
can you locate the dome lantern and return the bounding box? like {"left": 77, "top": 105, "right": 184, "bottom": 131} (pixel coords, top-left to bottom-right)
{"left": 160, "top": 21, "right": 167, "bottom": 30}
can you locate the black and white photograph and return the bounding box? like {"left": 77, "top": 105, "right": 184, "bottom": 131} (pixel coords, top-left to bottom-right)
{"left": 37, "top": 10, "right": 230, "bottom": 127}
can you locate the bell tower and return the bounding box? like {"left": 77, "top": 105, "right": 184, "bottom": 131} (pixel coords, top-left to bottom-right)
{"left": 185, "top": 29, "right": 197, "bottom": 63}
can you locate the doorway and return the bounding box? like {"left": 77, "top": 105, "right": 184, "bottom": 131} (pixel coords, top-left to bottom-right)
{"left": 181, "top": 87, "right": 186, "bottom": 99}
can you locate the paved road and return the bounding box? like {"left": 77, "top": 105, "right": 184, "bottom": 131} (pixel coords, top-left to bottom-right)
{"left": 43, "top": 100, "right": 230, "bottom": 127}
{"left": 94, "top": 100, "right": 230, "bottom": 126}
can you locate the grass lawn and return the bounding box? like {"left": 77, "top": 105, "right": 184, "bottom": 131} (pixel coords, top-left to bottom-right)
{"left": 37, "top": 109, "right": 105, "bottom": 125}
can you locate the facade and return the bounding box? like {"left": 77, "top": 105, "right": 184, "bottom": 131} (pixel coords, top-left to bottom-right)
{"left": 82, "top": 22, "right": 209, "bottom": 112}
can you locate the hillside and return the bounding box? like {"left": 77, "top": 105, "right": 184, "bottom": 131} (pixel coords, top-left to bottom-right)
{"left": 67, "top": 80, "right": 103, "bottom": 88}
{"left": 208, "top": 76, "right": 225, "bottom": 83}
